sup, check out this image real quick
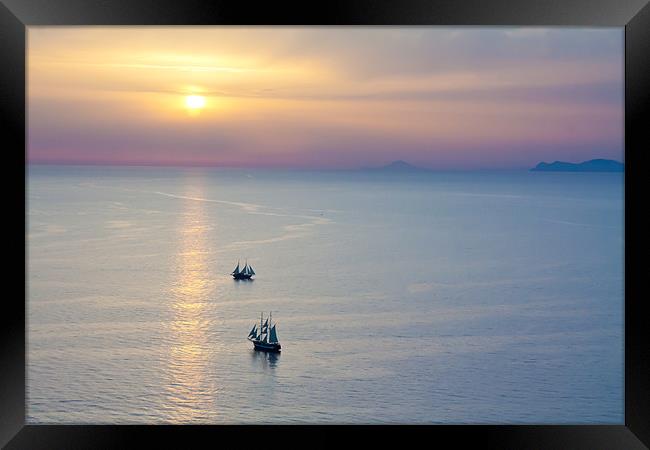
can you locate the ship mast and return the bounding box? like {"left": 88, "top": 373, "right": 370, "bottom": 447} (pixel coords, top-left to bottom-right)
{"left": 260, "top": 311, "right": 263, "bottom": 342}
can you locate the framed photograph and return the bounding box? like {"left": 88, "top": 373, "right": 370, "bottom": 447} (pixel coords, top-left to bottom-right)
{"left": 3, "top": 0, "right": 649, "bottom": 447}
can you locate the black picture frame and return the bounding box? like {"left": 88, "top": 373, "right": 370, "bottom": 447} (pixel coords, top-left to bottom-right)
{"left": 2, "top": 0, "right": 648, "bottom": 447}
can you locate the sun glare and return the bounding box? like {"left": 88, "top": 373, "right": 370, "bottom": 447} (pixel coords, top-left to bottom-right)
{"left": 185, "top": 95, "right": 206, "bottom": 110}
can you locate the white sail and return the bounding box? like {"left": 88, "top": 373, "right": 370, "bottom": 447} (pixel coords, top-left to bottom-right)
{"left": 232, "top": 262, "right": 240, "bottom": 275}
{"left": 249, "top": 265, "right": 255, "bottom": 275}
{"left": 269, "top": 324, "right": 279, "bottom": 343}
{"left": 248, "top": 325, "right": 257, "bottom": 338}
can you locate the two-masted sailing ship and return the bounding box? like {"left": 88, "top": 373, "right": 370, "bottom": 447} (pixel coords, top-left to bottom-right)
{"left": 231, "top": 260, "right": 255, "bottom": 280}
{"left": 247, "top": 312, "right": 281, "bottom": 352}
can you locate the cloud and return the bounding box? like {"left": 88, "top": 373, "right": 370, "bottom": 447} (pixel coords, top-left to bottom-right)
{"left": 27, "top": 27, "right": 623, "bottom": 168}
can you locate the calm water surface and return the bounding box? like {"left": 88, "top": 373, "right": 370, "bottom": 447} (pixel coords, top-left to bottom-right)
{"left": 27, "top": 165, "right": 624, "bottom": 423}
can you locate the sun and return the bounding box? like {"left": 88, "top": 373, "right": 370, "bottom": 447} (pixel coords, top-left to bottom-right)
{"left": 185, "top": 95, "right": 206, "bottom": 110}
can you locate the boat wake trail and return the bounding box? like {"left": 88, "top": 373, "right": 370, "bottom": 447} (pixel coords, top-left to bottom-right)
{"left": 150, "top": 190, "right": 333, "bottom": 248}
{"left": 151, "top": 191, "right": 265, "bottom": 214}
{"left": 228, "top": 216, "right": 331, "bottom": 248}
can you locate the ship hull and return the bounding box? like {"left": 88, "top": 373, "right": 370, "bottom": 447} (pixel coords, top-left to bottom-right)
{"left": 250, "top": 339, "right": 281, "bottom": 352}
{"left": 232, "top": 273, "right": 253, "bottom": 280}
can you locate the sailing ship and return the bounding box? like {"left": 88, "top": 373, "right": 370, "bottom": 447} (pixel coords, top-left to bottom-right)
{"left": 247, "top": 312, "right": 281, "bottom": 352}
{"left": 232, "top": 260, "right": 255, "bottom": 280}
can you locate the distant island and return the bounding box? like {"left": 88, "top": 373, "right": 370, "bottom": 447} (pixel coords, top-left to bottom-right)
{"left": 530, "top": 159, "right": 624, "bottom": 172}
{"left": 367, "top": 160, "right": 429, "bottom": 172}
{"left": 359, "top": 159, "right": 624, "bottom": 173}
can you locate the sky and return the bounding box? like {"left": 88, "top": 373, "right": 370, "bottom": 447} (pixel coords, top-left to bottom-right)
{"left": 28, "top": 27, "right": 624, "bottom": 169}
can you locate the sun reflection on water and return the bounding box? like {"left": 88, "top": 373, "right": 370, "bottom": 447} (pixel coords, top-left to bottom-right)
{"left": 165, "top": 180, "right": 216, "bottom": 422}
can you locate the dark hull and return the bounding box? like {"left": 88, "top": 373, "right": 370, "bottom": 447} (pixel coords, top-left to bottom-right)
{"left": 232, "top": 273, "right": 253, "bottom": 280}
{"left": 250, "top": 339, "right": 281, "bottom": 352}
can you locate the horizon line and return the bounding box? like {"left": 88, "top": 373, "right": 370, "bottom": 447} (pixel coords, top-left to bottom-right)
{"left": 26, "top": 159, "right": 623, "bottom": 172}
{"left": 26, "top": 160, "right": 539, "bottom": 171}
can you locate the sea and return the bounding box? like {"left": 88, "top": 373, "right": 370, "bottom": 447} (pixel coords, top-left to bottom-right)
{"left": 26, "top": 165, "right": 624, "bottom": 424}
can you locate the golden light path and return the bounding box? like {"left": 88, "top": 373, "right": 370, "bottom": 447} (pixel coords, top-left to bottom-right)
{"left": 165, "top": 178, "right": 216, "bottom": 422}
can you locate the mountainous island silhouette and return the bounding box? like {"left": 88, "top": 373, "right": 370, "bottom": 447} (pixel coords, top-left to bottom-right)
{"left": 530, "top": 159, "right": 624, "bottom": 172}
{"left": 366, "top": 160, "right": 429, "bottom": 172}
